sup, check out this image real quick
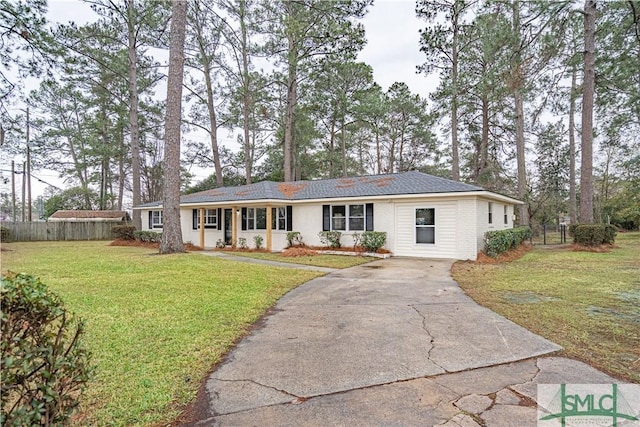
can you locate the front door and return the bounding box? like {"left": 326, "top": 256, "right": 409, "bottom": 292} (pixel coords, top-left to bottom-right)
{"left": 224, "top": 209, "right": 233, "bottom": 245}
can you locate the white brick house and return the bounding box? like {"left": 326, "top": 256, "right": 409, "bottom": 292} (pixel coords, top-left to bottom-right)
{"left": 136, "top": 171, "right": 521, "bottom": 260}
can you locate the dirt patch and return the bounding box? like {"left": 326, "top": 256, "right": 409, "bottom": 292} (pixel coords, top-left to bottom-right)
{"left": 570, "top": 243, "right": 616, "bottom": 253}
{"left": 216, "top": 247, "right": 269, "bottom": 253}
{"left": 307, "top": 245, "right": 391, "bottom": 254}
{"left": 474, "top": 243, "right": 532, "bottom": 264}
{"left": 281, "top": 247, "right": 319, "bottom": 257}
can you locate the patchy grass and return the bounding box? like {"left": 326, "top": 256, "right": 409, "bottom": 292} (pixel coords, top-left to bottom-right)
{"left": 1, "top": 241, "right": 322, "bottom": 426}
{"left": 220, "top": 251, "right": 375, "bottom": 269}
{"left": 452, "top": 232, "right": 640, "bottom": 383}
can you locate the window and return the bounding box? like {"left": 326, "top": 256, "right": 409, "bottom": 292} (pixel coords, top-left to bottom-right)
{"left": 415, "top": 208, "right": 435, "bottom": 244}
{"left": 323, "top": 204, "right": 373, "bottom": 232}
{"left": 488, "top": 202, "right": 493, "bottom": 224}
{"left": 271, "top": 207, "right": 287, "bottom": 231}
{"left": 504, "top": 205, "right": 508, "bottom": 225}
{"left": 194, "top": 209, "right": 218, "bottom": 229}
{"left": 332, "top": 205, "right": 346, "bottom": 230}
{"left": 348, "top": 205, "right": 365, "bottom": 231}
{"left": 246, "top": 208, "right": 267, "bottom": 230}
{"left": 151, "top": 210, "right": 162, "bottom": 228}
{"left": 330, "top": 205, "right": 364, "bottom": 231}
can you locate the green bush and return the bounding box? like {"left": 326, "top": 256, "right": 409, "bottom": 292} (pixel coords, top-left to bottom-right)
{"left": 361, "top": 231, "right": 387, "bottom": 252}
{"left": 216, "top": 239, "right": 226, "bottom": 249}
{"left": 238, "top": 237, "right": 248, "bottom": 249}
{"left": 285, "top": 231, "right": 304, "bottom": 247}
{"left": 318, "top": 231, "right": 342, "bottom": 248}
{"left": 111, "top": 225, "right": 136, "bottom": 241}
{"left": 1, "top": 226, "right": 11, "bottom": 242}
{"left": 1, "top": 273, "right": 91, "bottom": 426}
{"left": 253, "top": 235, "right": 263, "bottom": 249}
{"left": 484, "top": 226, "right": 532, "bottom": 257}
{"left": 133, "top": 230, "right": 162, "bottom": 243}
{"left": 571, "top": 224, "right": 617, "bottom": 246}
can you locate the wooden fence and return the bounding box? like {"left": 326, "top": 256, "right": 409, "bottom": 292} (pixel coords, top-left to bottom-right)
{"left": 1, "top": 221, "right": 128, "bottom": 242}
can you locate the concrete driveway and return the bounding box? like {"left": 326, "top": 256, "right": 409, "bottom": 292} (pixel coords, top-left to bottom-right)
{"left": 183, "top": 257, "right": 620, "bottom": 426}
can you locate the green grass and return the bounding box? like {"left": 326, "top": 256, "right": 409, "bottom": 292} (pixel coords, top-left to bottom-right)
{"left": 452, "top": 232, "right": 640, "bottom": 383}
{"left": 222, "top": 251, "right": 375, "bottom": 269}
{"left": 1, "top": 241, "right": 322, "bottom": 426}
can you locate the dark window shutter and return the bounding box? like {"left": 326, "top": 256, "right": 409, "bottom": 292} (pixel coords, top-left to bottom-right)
{"left": 217, "top": 208, "right": 222, "bottom": 230}
{"left": 148, "top": 211, "right": 152, "bottom": 229}
{"left": 272, "top": 207, "right": 277, "bottom": 230}
{"left": 192, "top": 209, "right": 198, "bottom": 230}
{"left": 322, "top": 205, "right": 330, "bottom": 231}
{"left": 241, "top": 208, "right": 247, "bottom": 230}
{"left": 286, "top": 205, "right": 293, "bottom": 231}
{"left": 366, "top": 203, "right": 374, "bottom": 231}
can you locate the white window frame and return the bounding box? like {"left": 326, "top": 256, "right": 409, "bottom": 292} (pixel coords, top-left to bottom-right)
{"left": 330, "top": 204, "right": 364, "bottom": 232}
{"left": 196, "top": 209, "right": 218, "bottom": 229}
{"left": 271, "top": 207, "right": 287, "bottom": 231}
{"left": 151, "top": 210, "right": 163, "bottom": 228}
{"left": 415, "top": 208, "right": 435, "bottom": 244}
{"left": 247, "top": 207, "right": 267, "bottom": 230}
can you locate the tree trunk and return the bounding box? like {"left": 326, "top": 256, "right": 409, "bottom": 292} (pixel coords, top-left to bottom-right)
{"left": 375, "top": 127, "right": 381, "bottom": 174}
{"left": 240, "top": 0, "right": 252, "bottom": 185}
{"left": 569, "top": 64, "right": 577, "bottom": 224}
{"left": 329, "top": 118, "right": 335, "bottom": 178}
{"left": 127, "top": 1, "right": 142, "bottom": 230}
{"left": 580, "top": 0, "right": 596, "bottom": 223}
{"left": 117, "top": 127, "right": 125, "bottom": 210}
{"left": 451, "top": 0, "right": 461, "bottom": 181}
{"left": 195, "top": 28, "right": 223, "bottom": 186}
{"left": 284, "top": 56, "right": 297, "bottom": 182}
{"left": 160, "top": 0, "right": 187, "bottom": 254}
{"left": 512, "top": 2, "right": 529, "bottom": 225}
{"left": 479, "top": 94, "right": 490, "bottom": 183}
{"left": 341, "top": 117, "right": 347, "bottom": 177}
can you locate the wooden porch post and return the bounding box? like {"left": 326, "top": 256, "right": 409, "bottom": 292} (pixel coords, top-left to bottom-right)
{"left": 231, "top": 206, "right": 237, "bottom": 246}
{"left": 266, "top": 204, "right": 272, "bottom": 252}
{"left": 199, "top": 207, "right": 205, "bottom": 248}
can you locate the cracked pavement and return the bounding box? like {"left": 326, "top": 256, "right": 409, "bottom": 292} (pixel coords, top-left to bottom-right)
{"left": 183, "top": 258, "right": 622, "bottom": 426}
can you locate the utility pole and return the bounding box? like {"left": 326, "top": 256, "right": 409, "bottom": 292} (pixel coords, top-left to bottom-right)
{"left": 21, "top": 162, "right": 26, "bottom": 222}
{"left": 26, "top": 107, "right": 32, "bottom": 221}
{"left": 11, "top": 160, "right": 16, "bottom": 221}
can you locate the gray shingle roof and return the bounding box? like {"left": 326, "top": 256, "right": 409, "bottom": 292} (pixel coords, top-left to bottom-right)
{"left": 137, "top": 171, "right": 484, "bottom": 208}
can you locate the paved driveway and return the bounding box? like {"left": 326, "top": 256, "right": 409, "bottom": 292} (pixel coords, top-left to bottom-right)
{"left": 183, "top": 257, "right": 619, "bottom": 426}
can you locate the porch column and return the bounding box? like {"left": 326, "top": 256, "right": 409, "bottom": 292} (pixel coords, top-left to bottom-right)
{"left": 231, "top": 206, "right": 237, "bottom": 246}
{"left": 266, "top": 204, "right": 272, "bottom": 252}
{"left": 199, "top": 207, "right": 205, "bottom": 249}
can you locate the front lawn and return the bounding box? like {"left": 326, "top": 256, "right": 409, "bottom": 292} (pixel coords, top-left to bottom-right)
{"left": 452, "top": 232, "right": 640, "bottom": 383}
{"left": 1, "top": 241, "right": 322, "bottom": 426}
{"left": 223, "top": 251, "right": 375, "bottom": 268}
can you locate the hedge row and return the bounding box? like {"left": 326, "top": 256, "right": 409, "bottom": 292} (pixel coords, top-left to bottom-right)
{"left": 568, "top": 224, "right": 617, "bottom": 246}
{"left": 133, "top": 230, "right": 162, "bottom": 243}
{"left": 484, "top": 226, "right": 532, "bottom": 258}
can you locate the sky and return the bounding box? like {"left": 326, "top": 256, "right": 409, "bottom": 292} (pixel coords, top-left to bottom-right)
{"left": 3, "top": 0, "right": 440, "bottom": 209}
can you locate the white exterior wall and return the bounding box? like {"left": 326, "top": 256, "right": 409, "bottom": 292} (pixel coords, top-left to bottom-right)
{"left": 291, "top": 201, "right": 395, "bottom": 251}
{"left": 475, "top": 199, "right": 514, "bottom": 253}
{"left": 456, "top": 198, "right": 479, "bottom": 259}
{"left": 393, "top": 199, "right": 458, "bottom": 259}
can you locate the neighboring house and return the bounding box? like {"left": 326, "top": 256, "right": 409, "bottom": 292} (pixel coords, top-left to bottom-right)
{"left": 48, "top": 210, "right": 130, "bottom": 222}
{"left": 136, "top": 171, "right": 521, "bottom": 260}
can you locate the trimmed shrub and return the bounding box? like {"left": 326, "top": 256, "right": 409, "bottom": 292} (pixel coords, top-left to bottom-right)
{"left": 1, "top": 273, "right": 91, "bottom": 426}
{"left": 1, "top": 226, "right": 11, "bottom": 242}
{"left": 133, "top": 230, "right": 162, "bottom": 243}
{"left": 238, "top": 237, "right": 248, "bottom": 249}
{"left": 361, "top": 231, "right": 387, "bottom": 253}
{"left": 285, "top": 231, "right": 304, "bottom": 247}
{"left": 351, "top": 232, "right": 363, "bottom": 249}
{"left": 253, "top": 235, "right": 264, "bottom": 249}
{"left": 318, "top": 231, "right": 342, "bottom": 248}
{"left": 111, "top": 225, "right": 136, "bottom": 241}
{"left": 216, "top": 239, "right": 226, "bottom": 249}
{"left": 572, "top": 224, "right": 617, "bottom": 246}
{"left": 484, "top": 226, "right": 532, "bottom": 257}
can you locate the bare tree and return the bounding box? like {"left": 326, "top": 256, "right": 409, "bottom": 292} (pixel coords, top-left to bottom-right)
{"left": 160, "top": 0, "right": 187, "bottom": 254}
